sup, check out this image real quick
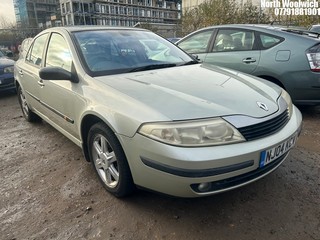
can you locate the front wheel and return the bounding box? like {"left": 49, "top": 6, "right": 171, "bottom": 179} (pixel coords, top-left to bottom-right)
{"left": 87, "top": 123, "right": 135, "bottom": 197}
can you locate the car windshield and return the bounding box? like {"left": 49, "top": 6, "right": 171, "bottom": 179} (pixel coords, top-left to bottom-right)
{"left": 0, "top": 50, "right": 5, "bottom": 58}
{"left": 73, "top": 29, "right": 195, "bottom": 76}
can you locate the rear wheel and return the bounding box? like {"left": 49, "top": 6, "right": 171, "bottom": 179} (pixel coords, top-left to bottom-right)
{"left": 18, "top": 86, "right": 41, "bottom": 122}
{"left": 88, "top": 122, "right": 135, "bottom": 197}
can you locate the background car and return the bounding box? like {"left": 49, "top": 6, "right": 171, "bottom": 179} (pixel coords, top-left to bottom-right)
{"left": 0, "top": 49, "right": 15, "bottom": 93}
{"left": 0, "top": 48, "right": 14, "bottom": 59}
{"left": 176, "top": 24, "right": 320, "bottom": 105}
{"left": 14, "top": 26, "right": 302, "bottom": 198}
{"left": 167, "top": 37, "right": 182, "bottom": 43}
{"left": 309, "top": 24, "right": 320, "bottom": 34}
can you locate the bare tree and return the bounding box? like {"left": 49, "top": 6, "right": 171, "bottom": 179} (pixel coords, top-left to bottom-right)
{"left": 0, "top": 15, "right": 16, "bottom": 29}
{"left": 181, "top": 0, "right": 271, "bottom": 35}
{"left": 237, "top": 0, "right": 269, "bottom": 24}
{"left": 182, "top": 0, "right": 268, "bottom": 33}
{"left": 181, "top": 8, "right": 204, "bottom": 34}
{"left": 0, "top": 14, "right": 18, "bottom": 53}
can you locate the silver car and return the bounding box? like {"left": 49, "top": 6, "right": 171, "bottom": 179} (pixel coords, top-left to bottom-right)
{"left": 14, "top": 26, "right": 302, "bottom": 198}
{"left": 176, "top": 24, "right": 320, "bottom": 105}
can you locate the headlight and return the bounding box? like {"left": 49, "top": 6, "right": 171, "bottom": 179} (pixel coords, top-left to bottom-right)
{"left": 4, "top": 66, "right": 14, "bottom": 73}
{"left": 281, "top": 90, "right": 293, "bottom": 117}
{"left": 139, "top": 118, "right": 245, "bottom": 147}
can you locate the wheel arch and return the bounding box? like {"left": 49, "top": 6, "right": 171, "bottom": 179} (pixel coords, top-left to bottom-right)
{"left": 80, "top": 113, "right": 122, "bottom": 162}
{"left": 258, "top": 75, "right": 286, "bottom": 89}
{"left": 15, "top": 79, "right": 21, "bottom": 91}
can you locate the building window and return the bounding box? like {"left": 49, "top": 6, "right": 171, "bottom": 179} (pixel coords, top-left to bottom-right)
{"left": 66, "top": 2, "right": 71, "bottom": 12}
{"left": 61, "top": 3, "right": 65, "bottom": 14}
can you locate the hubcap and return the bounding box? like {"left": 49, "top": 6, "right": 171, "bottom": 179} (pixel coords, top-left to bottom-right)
{"left": 92, "top": 134, "right": 119, "bottom": 188}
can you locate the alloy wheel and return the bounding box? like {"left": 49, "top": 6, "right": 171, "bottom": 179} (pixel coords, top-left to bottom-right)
{"left": 91, "top": 134, "right": 119, "bottom": 188}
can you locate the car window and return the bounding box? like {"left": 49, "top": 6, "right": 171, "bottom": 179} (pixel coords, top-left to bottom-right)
{"left": 45, "top": 33, "right": 72, "bottom": 72}
{"left": 177, "top": 30, "right": 213, "bottom": 53}
{"left": 310, "top": 25, "right": 320, "bottom": 33}
{"left": 73, "top": 30, "right": 193, "bottom": 74}
{"left": 19, "top": 38, "right": 33, "bottom": 59}
{"left": 76, "top": 32, "right": 148, "bottom": 71}
{"left": 140, "top": 40, "right": 167, "bottom": 58}
{"left": 212, "top": 29, "right": 255, "bottom": 52}
{"left": 259, "top": 34, "right": 282, "bottom": 49}
{"left": 26, "top": 33, "right": 48, "bottom": 66}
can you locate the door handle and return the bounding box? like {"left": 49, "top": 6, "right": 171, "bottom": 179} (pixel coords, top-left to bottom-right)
{"left": 37, "top": 80, "right": 45, "bottom": 87}
{"left": 242, "top": 58, "right": 256, "bottom": 63}
{"left": 18, "top": 70, "right": 23, "bottom": 76}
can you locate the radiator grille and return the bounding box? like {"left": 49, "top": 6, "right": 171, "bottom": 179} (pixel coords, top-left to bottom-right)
{"left": 238, "top": 109, "right": 289, "bottom": 141}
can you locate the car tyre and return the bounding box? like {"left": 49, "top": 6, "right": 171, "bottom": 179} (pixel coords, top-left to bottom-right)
{"left": 18, "top": 86, "right": 41, "bottom": 122}
{"left": 88, "top": 122, "right": 135, "bottom": 197}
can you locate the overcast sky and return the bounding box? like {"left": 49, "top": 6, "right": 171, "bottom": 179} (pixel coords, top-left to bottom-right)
{"left": 0, "top": 0, "right": 16, "bottom": 24}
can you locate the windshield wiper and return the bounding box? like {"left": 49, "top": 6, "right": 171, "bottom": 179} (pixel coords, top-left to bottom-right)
{"left": 129, "top": 63, "right": 177, "bottom": 72}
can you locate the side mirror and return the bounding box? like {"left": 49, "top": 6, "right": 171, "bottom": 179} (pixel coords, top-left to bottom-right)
{"left": 39, "top": 67, "right": 79, "bottom": 83}
{"left": 192, "top": 54, "right": 200, "bottom": 61}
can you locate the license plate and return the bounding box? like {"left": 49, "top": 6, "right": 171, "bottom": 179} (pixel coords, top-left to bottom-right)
{"left": 260, "top": 132, "right": 298, "bottom": 168}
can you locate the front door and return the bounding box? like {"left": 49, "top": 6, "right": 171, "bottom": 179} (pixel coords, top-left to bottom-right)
{"left": 39, "top": 32, "right": 80, "bottom": 140}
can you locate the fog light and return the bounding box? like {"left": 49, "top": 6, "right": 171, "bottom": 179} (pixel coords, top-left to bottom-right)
{"left": 198, "top": 182, "right": 212, "bottom": 192}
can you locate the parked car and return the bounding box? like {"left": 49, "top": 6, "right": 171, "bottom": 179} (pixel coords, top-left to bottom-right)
{"left": 14, "top": 26, "right": 302, "bottom": 198}
{"left": 1, "top": 48, "right": 14, "bottom": 58}
{"left": 309, "top": 24, "right": 320, "bottom": 34}
{"left": 176, "top": 24, "right": 320, "bottom": 105}
{"left": 0, "top": 49, "right": 15, "bottom": 93}
{"left": 167, "top": 37, "right": 182, "bottom": 43}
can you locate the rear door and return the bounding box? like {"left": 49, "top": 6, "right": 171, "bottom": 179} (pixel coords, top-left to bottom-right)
{"left": 16, "top": 33, "right": 49, "bottom": 113}
{"left": 204, "top": 28, "right": 261, "bottom": 74}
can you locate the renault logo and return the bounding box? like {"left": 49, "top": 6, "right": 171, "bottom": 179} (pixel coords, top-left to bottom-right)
{"left": 257, "top": 102, "right": 269, "bottom": 111}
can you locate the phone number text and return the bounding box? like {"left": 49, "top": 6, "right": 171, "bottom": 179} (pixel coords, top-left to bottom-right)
{"left": 274, "top": 8, "right": 320, "bottom": 15}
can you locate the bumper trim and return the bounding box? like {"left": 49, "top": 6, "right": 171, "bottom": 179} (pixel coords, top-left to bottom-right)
{"left": 141, "top": 157, "right": 254, "bottom": 178}
{"left": 191, "top": 151, "right": 288, "bottom": 193}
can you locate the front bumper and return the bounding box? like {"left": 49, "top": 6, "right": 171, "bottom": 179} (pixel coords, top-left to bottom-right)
{"left": 119, "top": 106, "right": 302, "bottom": 197}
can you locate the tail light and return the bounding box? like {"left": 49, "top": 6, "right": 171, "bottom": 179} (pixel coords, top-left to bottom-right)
{"left": 306, "top": 43, "right": 320, "bottom": 72}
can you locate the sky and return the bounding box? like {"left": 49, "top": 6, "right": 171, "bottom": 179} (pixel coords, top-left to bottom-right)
{"left": 0, "top": 0, "right": 16, "bottom": 24}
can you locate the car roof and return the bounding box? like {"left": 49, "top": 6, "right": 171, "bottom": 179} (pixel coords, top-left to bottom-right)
{"left": 188, "top": 24, "right": 320, "bottom": 41}
{"left": 199, "top": 24, "right": 292, "bottom": 31}
{"left": 42, "top": 26, "right": 149, "bottom": 34}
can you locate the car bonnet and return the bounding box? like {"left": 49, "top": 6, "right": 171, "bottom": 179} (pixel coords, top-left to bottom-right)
{"left": 95, "top": 64, "right": 282, "bottom": 121}
{"left": 0, "top": 58, "right": 15, "bottom": 67}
